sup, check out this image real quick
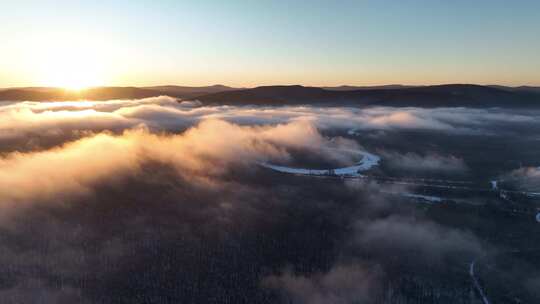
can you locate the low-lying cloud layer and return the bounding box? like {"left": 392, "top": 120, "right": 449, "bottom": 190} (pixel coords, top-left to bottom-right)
{"left": 504, "top": 166, "right": 540, "bottom": 191}
{"left": 2, "top": 96, "right": 540, "bottom": 153}
{"left": 263, "top": 263, "right": 383, "bottom": 304}
{"left": 1, "top": 97, "right": 535, "bottom": 303}
{"left": 379, "top": 151, "right": 468, "bottom": 173}
{"left": 0, "top": 118, "right": 352, "bottom": 206}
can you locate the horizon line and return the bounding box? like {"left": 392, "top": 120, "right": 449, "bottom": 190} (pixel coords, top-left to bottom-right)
{"left": 2, "top": 82, "right": 539, "bottom": 90}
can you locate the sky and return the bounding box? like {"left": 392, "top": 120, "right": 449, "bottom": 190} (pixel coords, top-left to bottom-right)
{"left": 1, "top": 0, "right": 539, "bottom": 88}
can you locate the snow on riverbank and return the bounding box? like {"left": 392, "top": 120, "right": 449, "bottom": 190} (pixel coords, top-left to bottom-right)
{"left": 259, "top": 150, "right": 380, "bottom": 177}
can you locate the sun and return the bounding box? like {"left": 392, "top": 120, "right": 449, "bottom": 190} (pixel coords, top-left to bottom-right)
{"left": 44, "top": 56, "right": 105, "bottom": 91}
{"left": 47, "top": 68, "right": 102, "bottom": 91}
{"left": 33, "top": 40, "right": 107, "bottom": 91}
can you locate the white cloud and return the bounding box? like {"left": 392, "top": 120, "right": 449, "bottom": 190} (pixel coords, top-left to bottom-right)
{"left": 0, "top": 119, "right": 353, "bottom": 206}
{"left": 2, "top": 98, "right": 540, "bottom": 152}
{"left": 379, "top": 151, "right": 468, "bottom": 172}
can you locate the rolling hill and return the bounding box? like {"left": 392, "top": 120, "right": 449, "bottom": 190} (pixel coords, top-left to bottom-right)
{"left": 0, "top": 85, "right": 239, "bottom": 101}
{"left": 1, "top": 84, "right": 539, "bottom": 108}
{"left": 195, "top": 84, "right": 540, "bottom": 108}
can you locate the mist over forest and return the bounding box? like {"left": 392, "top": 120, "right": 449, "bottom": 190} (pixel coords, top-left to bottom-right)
{"left": 0, "top": 96, "right": 539, "bottom": 303}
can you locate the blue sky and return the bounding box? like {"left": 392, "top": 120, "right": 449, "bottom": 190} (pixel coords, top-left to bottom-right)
{"left": 1, "top": 0, "right": 539, "bottom": 87}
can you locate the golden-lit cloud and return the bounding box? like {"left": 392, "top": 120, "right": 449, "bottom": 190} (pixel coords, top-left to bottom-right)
{"left": 0, "top": 98, "right": 498, "bottom": 303}
{"left": 1, "top": 96, "right": 539, "bottom": 206}
{"left": 0, "top": 119, "right": 336, "bottom": 206}
{"left": 2, "top": 96, "right": 538, "bottom": 149}
{"left": 0, "top": 131, "right": 140, "bottom": 203}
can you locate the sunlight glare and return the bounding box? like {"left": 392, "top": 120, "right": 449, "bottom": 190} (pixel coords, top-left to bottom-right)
{"left": 31, "top": 35, "right": 108, "bottom": 90}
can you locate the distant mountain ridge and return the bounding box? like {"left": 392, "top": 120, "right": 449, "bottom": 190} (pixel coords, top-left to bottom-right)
{"left": 0, "top": 84, "right": 539, "bottom": 108}
{"left": 0, "top": 85, "right": 240, "bottom": 102}
{"left": 196, "top": 84, "right": 540, "bottom": 108}
{"left": 142, "top": 85, "right": 241, "bottom": 98}
{"left": 0, "top": 87, "right": 160, "bottom": 102}
{"left": 320, "top": 84, "right": 417, "bottom": 91}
